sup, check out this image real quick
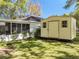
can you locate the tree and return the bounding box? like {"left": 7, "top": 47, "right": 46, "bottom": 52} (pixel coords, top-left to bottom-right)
{"left": 0, "top": 0, "right": 28, "bottom": 19}
{"left": 64, "top": 0, "right": 77, "bottom": 9}
{"left": 72, "top": 10, "right": 79, "bottom": 27}
{"left": 64, "top": 0, "right": 79, "bottom": 27}
{"left": 27, "top": 0, "right": 41, "bottom": 16}
{"left": 63, "top": 13, "right": 70, "bottom": 16}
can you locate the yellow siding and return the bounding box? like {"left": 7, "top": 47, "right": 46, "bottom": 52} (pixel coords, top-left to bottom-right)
{"left": 41, "top": 22, "right": 48, "bottom": 37}
{"left": 59, "top": 18, "right": 71, "bottom": 39}
{"left": 48, "top": 21, "right": 59, "bottom": 38}
{"left": 71, "top": 18, "right": 76, "bottom": 39}
{"left": 41, "top": 16, "right": 76, "bottom": 40}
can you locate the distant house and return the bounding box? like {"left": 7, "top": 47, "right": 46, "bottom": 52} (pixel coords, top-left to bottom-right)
{"left": 0, "top": 16, "right": 41, "bottom": 41}
{"left": 23, "top": 16, "right": 41, "bottom": 33}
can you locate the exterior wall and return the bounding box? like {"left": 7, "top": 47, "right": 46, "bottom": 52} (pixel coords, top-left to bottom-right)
{"left": 41, "top": 16, "right": 76, "bottom": 40}
{"left": 30, "top": 22, "right": 40, "bottom": 32}
{"left": 59, "top": 17, "right": 71, "bottom": 39}
{"left": 30, "top": 22, "right": 40, "bottom": 37}
{"left": 41, "top": 21, "right": 48, "bottom": 37}
{"left": 71, "top": 18, "right": 76, "bottom": 39}
{"left": 48, "top": 21, "right": 59, "bottom": 38}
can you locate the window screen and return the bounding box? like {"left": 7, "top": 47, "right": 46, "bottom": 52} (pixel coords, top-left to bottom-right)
{"left": 12, "top": 23, "right": 17, "bottom": 34}
{"left": 5, "top": 23, "right": 10, "bottom": 35}
{"left": 17, "top": 24, "right": 21, "bottom": 33}
{"left": 62, "top": 21, "right": 67, "bottom": 27}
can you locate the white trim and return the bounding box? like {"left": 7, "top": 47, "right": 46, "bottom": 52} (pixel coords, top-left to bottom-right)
{"left": 10, "top": 23, "right": 12, "bottom": 35}
{"left": 21, "top": 24, "right": 22, "bottom": 33}
{"left": 0, "top": 19, "right": 39, "bottom": 24}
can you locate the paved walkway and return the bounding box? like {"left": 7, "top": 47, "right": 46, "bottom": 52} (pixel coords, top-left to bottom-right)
{"left": 0, "top": 48, "right": 13, "bottom": 56}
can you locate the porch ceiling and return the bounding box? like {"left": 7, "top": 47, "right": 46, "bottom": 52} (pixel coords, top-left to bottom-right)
{"left": 0, "top": 19, "right": 29, "bottom": 24}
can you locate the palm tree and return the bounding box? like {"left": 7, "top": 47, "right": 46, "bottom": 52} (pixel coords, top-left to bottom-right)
{"left": 64, "top": 0, "right": 79, "bottom": 28}
{"left": 64, "top": 0, "right": 77, "bottom": 8}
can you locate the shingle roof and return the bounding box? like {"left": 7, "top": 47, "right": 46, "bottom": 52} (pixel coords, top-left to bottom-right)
{"left": 23, "top": 16, "right": 41, "bottom": 22}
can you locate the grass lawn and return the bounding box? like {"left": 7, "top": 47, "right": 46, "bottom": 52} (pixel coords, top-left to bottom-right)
{"left": 0, "top": 35, "right": 79, "bottom": 59}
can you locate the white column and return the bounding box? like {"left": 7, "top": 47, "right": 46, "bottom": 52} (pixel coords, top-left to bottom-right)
{"left": 10, "top": 22, "right": 12, "bottom": 35}
{"left": 21, "top": 24, "right": 22, "bottom": 33}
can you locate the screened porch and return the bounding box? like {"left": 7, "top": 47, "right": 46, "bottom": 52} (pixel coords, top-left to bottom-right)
{"left": 0, "top": 19, "right": 30, "bottom": 41}
{"left": 0, "top": 22, "right": 30, "bottom": 35}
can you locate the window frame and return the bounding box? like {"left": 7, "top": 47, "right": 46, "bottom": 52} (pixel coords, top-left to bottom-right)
{"left": 43, "top": 22, "right": 46, "bottom": 28}
{"left": 62, "top": 21, "right": 67, "bottom": 28}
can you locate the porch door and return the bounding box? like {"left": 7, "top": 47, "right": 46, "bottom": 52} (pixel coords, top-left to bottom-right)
{"left": 48, "top": 21, "right": 59, "bottom": 38}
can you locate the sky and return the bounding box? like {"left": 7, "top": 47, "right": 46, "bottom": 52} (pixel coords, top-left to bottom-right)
{"left": 10, "top": 0, "right": 76, "bottom": 18}
{"left": 39, "top": 0, "right": 76, "bottom": 18}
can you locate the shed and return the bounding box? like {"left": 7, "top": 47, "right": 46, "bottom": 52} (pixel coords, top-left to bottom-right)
{"left": 41, "top": 16, "right": 76, "bottom": 40}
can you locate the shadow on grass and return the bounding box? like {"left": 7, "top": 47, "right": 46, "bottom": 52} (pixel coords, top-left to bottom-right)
{"left": 53, "top": 51, "right": 79, "bottom": 59}
{"left": 38, "top": 37, "right": 73, "bottom": 43}
{"left": 0, "top": 55, "right": 11, "bottom": 59}
{"left": 19, "top": 41, "right": 44, "bottom": 49}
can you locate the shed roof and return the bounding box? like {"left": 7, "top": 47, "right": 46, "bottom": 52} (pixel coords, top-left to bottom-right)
{"left": 41, "top": 16, "right": 75, "bottom": 22}
{"left": 46, "top": 16, "right": 73, "bottom": 19}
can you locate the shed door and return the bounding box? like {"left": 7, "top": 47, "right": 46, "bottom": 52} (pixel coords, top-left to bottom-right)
{"left": 48, "top": 21, "right": 59, "bottom": 38}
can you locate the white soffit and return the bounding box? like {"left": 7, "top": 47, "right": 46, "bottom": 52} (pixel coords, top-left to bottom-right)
{"left": 0, "top": 22, "right": 5, "bottom": 25}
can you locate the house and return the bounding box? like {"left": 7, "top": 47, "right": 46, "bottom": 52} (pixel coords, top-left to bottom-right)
{"left": 0, "top": 19, "right": 29, "bottom": 41}
{"left": 41, "top": 16, "right": 76, "bottom": 40}
{"left": 23, "top": 16, "right": 41, "bottom": 37}
{"left": 0, "top": 16, "right": 41, "bottom": 41}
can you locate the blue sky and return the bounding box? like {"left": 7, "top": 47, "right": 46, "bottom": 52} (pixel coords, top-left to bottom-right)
{"left": 39, "top": 0, "right": 76, "bottom": 18}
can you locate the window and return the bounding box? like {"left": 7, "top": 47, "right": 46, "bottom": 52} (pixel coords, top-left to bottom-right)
{"left": 62, "top": 21, "right": 67, "bottom": 27}
{"left": 43, "top": 22, "right": 46, "bottom": 28}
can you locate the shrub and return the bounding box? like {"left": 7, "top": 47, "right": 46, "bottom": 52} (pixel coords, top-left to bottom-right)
{"left": 6, "top": 42, "right": 15, "bottom": 49}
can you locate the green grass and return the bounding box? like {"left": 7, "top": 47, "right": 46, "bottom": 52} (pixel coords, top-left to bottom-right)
{"left": 0, "top": 36, "right": 79, "bottom": 59}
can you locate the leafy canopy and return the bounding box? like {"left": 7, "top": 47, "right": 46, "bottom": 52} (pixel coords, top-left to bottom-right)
{"left": 64, "top": 0, "right": 79, "bottom": 27}
{"left": 0, "top": 0, "right": 28, "bottom": 19}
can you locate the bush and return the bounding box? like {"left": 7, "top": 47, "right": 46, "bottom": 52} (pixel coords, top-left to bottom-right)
{"left": 6, "top": 42, "right": 15, "bottom": 49}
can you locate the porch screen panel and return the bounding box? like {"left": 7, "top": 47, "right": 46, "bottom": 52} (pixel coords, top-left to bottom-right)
{"left": 22, "top": 24, "right": 30, "bottom": 33}
{"left": 17, "top": 24, "right": 21, "bottom": 33}
{"left": 22, "top": 24, "right": 26, "bottom": 33}
{"left": 5, "top": 23, "right": 10, "bottom": 35}
{"left": 12, "top": 23, "right": 17, "bottom": 34}
{"left": 0, "top": 26, "right": 5, "bottom": 35}
{"left": 26, "top": 24, "right": 30, "bottom": 32}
